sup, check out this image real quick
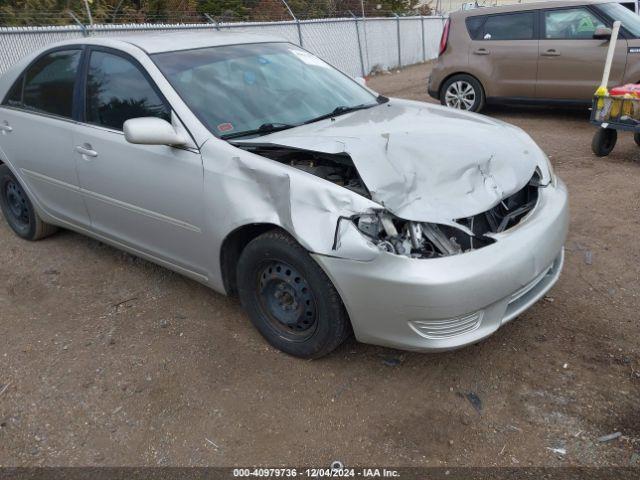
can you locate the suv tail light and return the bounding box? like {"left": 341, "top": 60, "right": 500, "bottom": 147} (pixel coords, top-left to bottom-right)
{"left": 439, "top": 19, "right": 451, "bottom": 57}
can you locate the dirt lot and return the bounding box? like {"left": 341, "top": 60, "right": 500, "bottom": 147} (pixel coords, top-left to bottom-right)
{"left": 0, "top": 62, "right": 639, "bottom": 468}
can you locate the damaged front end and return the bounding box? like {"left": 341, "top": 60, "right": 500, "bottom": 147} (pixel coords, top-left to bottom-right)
{"left": 351, "top": 172, "right": 541, "bottom": 259}
{"left": 236, "top": 141, "right": 543, "bottom": 260}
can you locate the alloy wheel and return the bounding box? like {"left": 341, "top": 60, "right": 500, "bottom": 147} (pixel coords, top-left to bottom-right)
{"left": 444, "top": 80, "right": 476, "bottom": 110}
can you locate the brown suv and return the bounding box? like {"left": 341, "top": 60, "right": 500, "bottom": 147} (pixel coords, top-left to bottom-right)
{"left": 428, "top": 0, "right": 640, "bottom": 112}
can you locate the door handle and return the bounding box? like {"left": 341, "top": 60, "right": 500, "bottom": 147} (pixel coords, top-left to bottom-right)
{"left": 541, "top": 49, "right": 561, "bottom": 57}
{"left": 473, "top": 48, "right": 490, "bottom": 55}
{"left": 75, "top": 144, "right": 98, "bottom": 159}
{"left": 0, "top": 121, "right": 12, "bottom": 134}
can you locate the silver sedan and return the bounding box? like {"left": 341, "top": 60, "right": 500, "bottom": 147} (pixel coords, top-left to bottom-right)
{"left": 0, "top": 33, "right": 568, "bottom": 358}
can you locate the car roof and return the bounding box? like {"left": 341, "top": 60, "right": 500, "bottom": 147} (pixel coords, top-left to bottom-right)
{"left": 53, "top": 30, "right": 287, "bottom": 55}
{"left": 452, "top": 0, "right": 616, "bottom": 18}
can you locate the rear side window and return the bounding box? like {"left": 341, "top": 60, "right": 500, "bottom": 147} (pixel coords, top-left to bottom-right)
{"left": 466, "top": 16, "right": 486, "bottom": 40}
{"left": 3, "top": 76, "right": 23, "bottom": 107}
{"left": 22, "top": 49, "right": 81, "bottom": 118}
{"left": 86, "top": 50, "right": 171, "bottom": 131}
{"left": 482, "top": 12, "right": 536, "bottom": 40}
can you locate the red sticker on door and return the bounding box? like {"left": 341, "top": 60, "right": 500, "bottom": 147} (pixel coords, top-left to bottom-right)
{"left": 217, "top": 123, "right": 234, "bottom": 132}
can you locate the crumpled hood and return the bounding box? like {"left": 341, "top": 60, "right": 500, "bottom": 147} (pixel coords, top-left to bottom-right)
{"left": 236, "top": 98, "right": 547, "bottom": 224}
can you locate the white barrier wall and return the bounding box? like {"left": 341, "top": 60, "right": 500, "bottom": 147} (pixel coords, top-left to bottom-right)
{"left": 0, "top": 16, "right": 445, "bottom": 79}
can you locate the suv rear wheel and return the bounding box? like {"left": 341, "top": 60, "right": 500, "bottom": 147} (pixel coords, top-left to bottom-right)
{"left": 440, "top": 74, "right": 485, "bottom": 112}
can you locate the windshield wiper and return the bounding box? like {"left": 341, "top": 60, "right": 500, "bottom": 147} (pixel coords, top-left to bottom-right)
{"left": 221, "top": 122, "right": 296, "bottom": 140}
{"left": 303, "top": 102, "right": 378, "bottom": 125}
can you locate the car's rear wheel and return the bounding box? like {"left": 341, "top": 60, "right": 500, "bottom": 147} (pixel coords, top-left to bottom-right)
{"left": 440, "top": 74, "right": 485, "bottom": 112}
{"left": 237, "top": 230, "right": 350, "bottom": 358}
{"left": 0, "top": 165, "right": 58, "bottom": 240}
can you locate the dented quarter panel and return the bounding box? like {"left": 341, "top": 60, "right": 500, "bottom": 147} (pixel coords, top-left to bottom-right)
{"left": 200, "top": 139, "right": 382, "bottom": 290}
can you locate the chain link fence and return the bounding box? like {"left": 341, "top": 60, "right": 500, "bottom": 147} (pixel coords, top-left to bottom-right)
{"left": 0, "top": 14, "right": 444, "bottom": 79}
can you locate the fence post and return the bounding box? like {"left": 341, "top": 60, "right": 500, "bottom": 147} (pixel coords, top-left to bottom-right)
{"left": 280, "top": 0, "right": 303, "bottom": 46}
{"left": 296, "top": 19, "right": 303, "bottom": 47}
{"left": 394, "top": 13, "right": 401, "bottom": 69}
{"left": 421, "top": 16, "right": 426, "bottom": 62}
{"left": 349, "top": 12, "right": 366, "bottom": 77}
{"left": 83, "top": 0, "right": 93, "bottom": 28}
{"left": 112, "top": 0, "right": 125, "bottom": 22}
{"left": 68, "top": 11, "right": 88, "bottom": 37}
{"left": 203, "top": 13, "right": 221, "bottom": 31}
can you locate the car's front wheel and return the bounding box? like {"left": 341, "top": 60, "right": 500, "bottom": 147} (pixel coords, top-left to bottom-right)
{"left": 0, "top": 165, "right": 57, "bottom": 241}
{"left": 237, "top": 230, "right": 351, "bottom": 358}
{"left": 440, "top": 74, "right": 485, "bottom": 112}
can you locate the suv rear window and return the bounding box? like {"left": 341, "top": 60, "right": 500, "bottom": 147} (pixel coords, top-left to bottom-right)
{"left": 478, "top": 12, "right": 536, "bottom": 40}
{"left": 466, "top": 16, "right": 486, "bottom": 40}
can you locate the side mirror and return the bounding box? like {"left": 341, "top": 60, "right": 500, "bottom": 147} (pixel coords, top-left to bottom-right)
{"left": 354, "top": 76, "right": 367, "bottom": 87}
{"left": 593, "top": 26, "right": 612, "bottom": 40}
{"left": 123, "top": 117, "right": 186, "bottom": 146}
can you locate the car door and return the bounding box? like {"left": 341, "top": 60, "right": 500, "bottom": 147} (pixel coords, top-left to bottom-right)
{"left": 0, "top": 47, "right": 91, "bottom": 227}
{"left": 467, "top": 11, "right": 539, "bottom": 99}
{"left": 73, "top": 47, "right": 207, "bottom": 275}
{"left": 536, "top": 6, "right": 627, "bottom": 100}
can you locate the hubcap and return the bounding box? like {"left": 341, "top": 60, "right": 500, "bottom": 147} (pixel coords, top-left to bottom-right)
{"left": 445, "top": 81, "right": 476, "bottom": 110}
{"left": 4, "top": 180, "right": 30, "bottom": 228}
{"left": 257, "top": 261, "right": 317, "bottom": 337}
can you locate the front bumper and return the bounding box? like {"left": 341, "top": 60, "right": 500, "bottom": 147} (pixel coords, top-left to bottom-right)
{"left": 312, "top": 179, "right": 569, "bottom": 352}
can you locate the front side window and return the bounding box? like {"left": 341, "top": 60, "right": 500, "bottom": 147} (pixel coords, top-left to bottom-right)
{"left": 86, "top": 51, "right": 170, "bottom": 131}
{"left": 482, "top": 12, "right": 536, "bottom": 40}
{"left": 152, "top": 43, "right": 379, "bottom": 138}
{"left": 21, "top": 49, "right": 81, "bottom": 118}
{"left": 544, "top": 8, "right": 605, "bottom": 39}
{"left": 598, "top": 2, "right": 640, "bottom": 38}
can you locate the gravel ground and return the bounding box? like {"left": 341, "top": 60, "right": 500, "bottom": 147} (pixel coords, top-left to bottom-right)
{"left": 0, "top": 62, "right": 639, "bottom": 468}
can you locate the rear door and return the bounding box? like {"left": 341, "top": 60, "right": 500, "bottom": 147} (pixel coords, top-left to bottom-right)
{"left": 467, "top": 11, "right": 539, "bottom": 99}
{"left": 0, "top": 48, "right": 90, "bottom": 226}
{"left": 536, "top": 6, "right": 627, "bottom": 100}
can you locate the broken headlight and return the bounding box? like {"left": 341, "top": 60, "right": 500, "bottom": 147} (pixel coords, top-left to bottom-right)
{"left": 354, "top": 212, "right": 494, "bottom": 259}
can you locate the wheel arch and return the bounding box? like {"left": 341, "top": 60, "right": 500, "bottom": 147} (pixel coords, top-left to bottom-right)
{"left": 220, "top": 222, "right": 285, "bottom": 296}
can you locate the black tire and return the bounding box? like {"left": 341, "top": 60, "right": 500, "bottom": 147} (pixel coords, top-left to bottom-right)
{"left": 591, "top": 128, "right": 617, "bottom": 157}
{"left": 634, "top": 132, "right": 640, "bottom": 147}
{"left": 0, "top": 164, "right": 58, "bottom": 240}
{"left": 237, "top": 230, "right": 350, "bottom": 359}
{"left": 440, "top": 74, "right": 486, "bottom": 113}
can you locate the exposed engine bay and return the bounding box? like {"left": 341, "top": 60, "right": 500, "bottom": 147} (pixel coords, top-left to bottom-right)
{"left": 352, "top": 172, "right": 540, "bottom": 258}
{"left": 236, "top": 143, "right": 541, "bottom": 259}
{"left": 236, "top": 143, "right": 370, "bottom": 198}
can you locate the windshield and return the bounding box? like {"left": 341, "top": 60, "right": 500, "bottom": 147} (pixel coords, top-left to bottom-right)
{"left": 153, "top": 42, "right": 378, "bottom": 138}
{"left": 599, "top": 2, "right": 640, "bottom": 38}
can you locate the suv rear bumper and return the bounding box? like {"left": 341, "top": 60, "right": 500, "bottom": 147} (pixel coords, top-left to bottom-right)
{"left": 427, "top": 75, "right": 439, "bottom": 100}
